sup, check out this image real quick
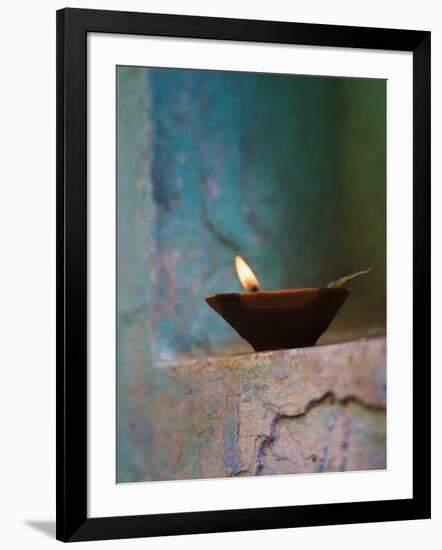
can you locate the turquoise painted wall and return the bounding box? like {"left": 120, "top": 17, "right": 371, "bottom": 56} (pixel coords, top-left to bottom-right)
{"left": 117, "top": 66, "right": 386, "bottom": 363}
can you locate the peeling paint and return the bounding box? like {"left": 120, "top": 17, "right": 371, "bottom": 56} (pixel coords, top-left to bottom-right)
{"left": 117, "top": 337, "right": 386, "bottom": 482}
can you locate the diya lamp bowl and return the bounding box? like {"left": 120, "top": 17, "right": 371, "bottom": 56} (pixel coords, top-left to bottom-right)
{"left": 205, "top": 287, "right": 350, "bottom": 352}
{"left": 205, "top": 256, "right": 353, "bottom": 352}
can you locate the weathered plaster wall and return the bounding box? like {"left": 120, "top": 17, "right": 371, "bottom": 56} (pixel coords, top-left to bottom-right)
{"left": 118, "top": 337, "right": 386, "bottom": 482}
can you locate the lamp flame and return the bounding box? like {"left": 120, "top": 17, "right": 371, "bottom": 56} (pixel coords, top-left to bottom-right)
{"left": 235, "top": 255, "right": 260, "bottom": 292}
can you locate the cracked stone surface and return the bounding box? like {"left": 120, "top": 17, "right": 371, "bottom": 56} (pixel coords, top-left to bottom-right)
{"left": 119, "top": 337, "right": 386, "bottom": 482}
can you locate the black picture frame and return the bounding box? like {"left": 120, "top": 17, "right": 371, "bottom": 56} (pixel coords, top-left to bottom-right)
{"left": 56, "top": 7, "right": 431, "bottom": 542}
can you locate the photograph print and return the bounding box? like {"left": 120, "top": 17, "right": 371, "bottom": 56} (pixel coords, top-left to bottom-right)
{"left": 116, "top": 65, "right": 386, "bottom": 483}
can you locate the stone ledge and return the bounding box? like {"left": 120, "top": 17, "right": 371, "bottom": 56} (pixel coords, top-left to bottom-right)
{"left": 120, "top": 336, "right": 386, "bottom": 482}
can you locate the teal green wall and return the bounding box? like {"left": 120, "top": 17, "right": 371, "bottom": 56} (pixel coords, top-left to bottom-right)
{"left": 337, "top": 78, "right": 387, "bottom": 334}
{"left": 117, "top": 66, "right": 386, "bottom": 361}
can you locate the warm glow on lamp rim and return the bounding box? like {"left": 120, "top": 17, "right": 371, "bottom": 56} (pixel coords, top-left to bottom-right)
{"left": 205, "top": 287, "right": 350, "bottom": 298}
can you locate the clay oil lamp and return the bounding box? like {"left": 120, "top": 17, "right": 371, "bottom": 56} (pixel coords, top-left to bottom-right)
{"left": 205, "top": 256, "right": 370, "bottom": 352}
